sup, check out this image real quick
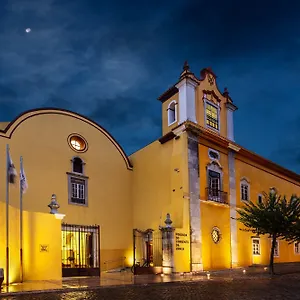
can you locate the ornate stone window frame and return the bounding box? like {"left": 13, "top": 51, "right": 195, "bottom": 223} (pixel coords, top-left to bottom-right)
{"left": 203, "top": 93, "right": 221, "bottom": 134}
{"left": 240, "top": 177, "right": 250, "bottom": 202}
{"left": 252, "top": 237, "right": 261, "bottom": 256}
{"left": 206, "top": 160, "right": 223, "bottom": 191}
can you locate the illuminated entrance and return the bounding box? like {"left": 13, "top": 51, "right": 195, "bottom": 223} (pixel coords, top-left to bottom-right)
{"left": 61, "top": 223, "right": 100, "bottom": 277}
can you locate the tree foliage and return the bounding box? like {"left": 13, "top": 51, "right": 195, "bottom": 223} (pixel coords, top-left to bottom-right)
{"left": 235, "top": 190, "right": 300, "bottom": 274}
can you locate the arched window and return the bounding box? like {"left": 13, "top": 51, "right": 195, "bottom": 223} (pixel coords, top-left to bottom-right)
{"left": 168, "top": 101, "right": 177, "bottom": 125}
{"left": 240, "top": 177, "right": 250, "bottom": 201}
{"left": 73, "top": 157, "right": 83, "bottom": 174}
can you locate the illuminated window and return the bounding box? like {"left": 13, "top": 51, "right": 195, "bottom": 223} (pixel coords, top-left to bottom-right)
{"left": 168, "top": 100, "right": 177, "bottom": 125}
{"left": 206, "top": 102, "right": 219, "bottom": 130}
{"left": 241, "top": 179, "right": 250, "bottom": 201}
{"left": 295, "top": 242, "right": 300, "bottom": 254}
{"left": 252, "top": 239, "right": 260, "bottom": 255}
{"left": 68, "top": 135, "right": 87, "bottom": 152}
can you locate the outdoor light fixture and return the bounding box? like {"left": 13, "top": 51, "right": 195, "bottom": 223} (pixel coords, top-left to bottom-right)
{"left": 243, "top": 269, "right": 246, "bottom": 274}
{"left": 207, "top": 273, "right": 210, "bottom": 279}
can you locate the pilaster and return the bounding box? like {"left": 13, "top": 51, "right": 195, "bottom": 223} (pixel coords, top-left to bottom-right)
{"left": 187, "top": 132, "right": 202, "bottom": 271}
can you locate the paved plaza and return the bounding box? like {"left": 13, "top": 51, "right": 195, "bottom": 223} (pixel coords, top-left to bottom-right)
{"left": 1, "top": 264, "right": 300, "bottom": 300}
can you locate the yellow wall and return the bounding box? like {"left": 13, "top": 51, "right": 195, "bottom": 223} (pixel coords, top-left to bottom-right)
{"left": 0, "top": 109, "right": 133, "bottom": 276}
{"left": 162, "top": 93, "right": 179, "bottom": 136}
{"left": 0, "top": 202, "right": 61, "bottom": 283}
{"left": 130, "top": 132, "right": 189, "bottom": 231}
{"left": 23, "top": 211, "right": 62, "bottom": 281}
{"left": 235, "top": 157, "right": 300, "bottom": 267}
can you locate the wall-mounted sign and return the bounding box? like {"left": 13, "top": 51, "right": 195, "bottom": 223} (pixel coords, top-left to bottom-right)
{"left": 40, "top": 244, "right": 49, "bottom": 252}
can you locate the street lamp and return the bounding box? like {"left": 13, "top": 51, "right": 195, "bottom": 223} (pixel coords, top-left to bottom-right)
{"left": 48, "top": 194, "right": 65, "bottom": 220}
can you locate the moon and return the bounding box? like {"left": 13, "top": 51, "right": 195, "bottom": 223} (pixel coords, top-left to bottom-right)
{"left": 25, "top": 28, "right": 31, "bottom": 33}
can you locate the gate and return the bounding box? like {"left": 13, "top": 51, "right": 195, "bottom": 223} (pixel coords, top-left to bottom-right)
{"left": 132, "top": 228, "right": 162, "bottom": 274}
{"left": 61, "top": 223, "right": 100, "bottom": 277}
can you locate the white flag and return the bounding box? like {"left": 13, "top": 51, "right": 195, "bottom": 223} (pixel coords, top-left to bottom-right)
{"left": 7, "top": 149, "right": 17, "bottom": 184}
{"left": 20, "top": 162, "right": 28, "bottom": 193}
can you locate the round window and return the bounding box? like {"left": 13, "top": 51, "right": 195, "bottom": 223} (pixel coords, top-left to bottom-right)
{"left": 211, "top": 227, "right": 221, "bottom": 244}
{"left": 68, "top": 134, "right": 88, "bottom": 153}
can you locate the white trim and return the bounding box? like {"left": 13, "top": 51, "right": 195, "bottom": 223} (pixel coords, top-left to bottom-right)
{"left": 175, "top": 78, "right": 197, "bottom": 124}
{"left": 71, "top": 156, "right": 85, "bottom": 175}
{"left": 167, "top": 100, "right": 177, "bottom": 126}
{"left": 204, "top": 98, "right": 220, "bottom": 134}
{"left": 274, "top": 240, "right": 279, "bottom": 257}
{"left": 240, "top": 178, "right": 250, "bottom": 202}
{"left": 252, "top": 237, "right": 261, "bottom": 256}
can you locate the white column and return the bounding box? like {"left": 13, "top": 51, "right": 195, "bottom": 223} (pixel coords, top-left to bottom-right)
{"left": 226, "top": 103, "right": 237, "bottom": 141}
{"left": 176, "top": 78, "right": 198, "bottom": 124}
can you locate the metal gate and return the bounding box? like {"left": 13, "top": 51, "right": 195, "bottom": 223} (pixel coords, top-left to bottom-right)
{"left": 61, "top": 223, "right": 100, "bottom": 277}
{"left": 132, "top": 229, "right": 162, "bottom": 274}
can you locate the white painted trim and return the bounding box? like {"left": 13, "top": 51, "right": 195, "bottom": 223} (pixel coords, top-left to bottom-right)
{"left": 203, "top": 97, "right": 220, "bottom": 134}
{"left": 274, "top": 240, "right": 279, "bottom": 257}
{"left": 294, "top": 242, "right": 300, "bottom": 255}
{"left": 167, "top": 100, "right": 177, "bottom": 126}
{"left": 240, "top": 178, "right": 250, "bottom": 202}
{"left": 175, "top": 78, "right": 197, "bottom": 124}
{"left": 251, "top": 237, "right": 261, "bottom": 256}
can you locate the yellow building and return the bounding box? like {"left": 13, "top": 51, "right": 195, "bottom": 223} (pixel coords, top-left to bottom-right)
{"left": 1, "top": 62, "right": 300, "bottom": 283}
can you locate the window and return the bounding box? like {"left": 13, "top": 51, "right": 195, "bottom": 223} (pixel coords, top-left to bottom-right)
{"left": 68, "top": 134, "right": 87, "bottom": 152}
{"left": 73, "top": 157, "right": 83, "bottom": 174}
{"left": 240, "top": 179, "right": 250, "bottom": 201}
{"left": 208, "top": 170, "right": 220, "bottom": 196}
{"left": 71, "top": 177, "right": 85, "bottom": 204}
{"left": 68, "top": 157, "right": 88, "bottom": 206}
{"left": 295, "top": 242, "right": 300, "bottom": 254}
{"left": 258, "top": 194, "right": 263, "bottom": 204}
{"left": 274, "top": 240, "right": 279, "bottom": 257}
{"left": 252, "top": 239, "right": 260, "bottom": 255}
{"left": 167, "top": 101, "right": 177, "bottom": 125}
{"left": 206, "top": 102, "right": 219, "bottom": 130}
{"left": 208, "top": 149, "right": 220, "bottom": 161}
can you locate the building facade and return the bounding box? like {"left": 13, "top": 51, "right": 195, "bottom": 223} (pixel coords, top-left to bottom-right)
{"left": 1, "top": 63, "right": 300, "bottom": 283}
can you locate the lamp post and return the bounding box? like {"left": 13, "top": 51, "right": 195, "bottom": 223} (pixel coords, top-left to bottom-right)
{"left": 48, "top": 194, "right": 65, "bottom": 220}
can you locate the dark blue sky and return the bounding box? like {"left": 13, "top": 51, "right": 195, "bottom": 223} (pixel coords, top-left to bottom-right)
{"left": 1, "top": 0, "right": 300, "bottom": 172}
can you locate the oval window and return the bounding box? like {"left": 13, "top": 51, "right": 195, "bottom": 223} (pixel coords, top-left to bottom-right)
{"left": 68, "top": 134, "right": 88, "bottom": 152}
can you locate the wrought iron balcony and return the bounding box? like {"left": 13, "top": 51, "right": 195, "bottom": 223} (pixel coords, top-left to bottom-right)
{"left": 205, "top": 188, "right": 228, "bottom": 204}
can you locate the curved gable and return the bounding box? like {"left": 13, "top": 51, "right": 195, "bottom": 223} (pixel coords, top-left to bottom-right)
{"left": 0, "top": 108, "right": 133, "bottom": 170}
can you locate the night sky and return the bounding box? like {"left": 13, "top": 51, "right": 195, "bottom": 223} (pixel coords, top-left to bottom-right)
{"left": 1, "top": 0, "right": 300, "bottom": 173}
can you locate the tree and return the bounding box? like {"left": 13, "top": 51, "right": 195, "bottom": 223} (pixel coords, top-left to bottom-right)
{"left": 235, "top": 190, "right": 300, "bottom": 275}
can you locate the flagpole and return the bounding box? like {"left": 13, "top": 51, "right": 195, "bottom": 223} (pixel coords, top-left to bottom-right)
{"left": 19, "top": 156, "right": 23, "bottom": 283}
{"left": 5, "top": 144, "right": 9, "bottom": 287}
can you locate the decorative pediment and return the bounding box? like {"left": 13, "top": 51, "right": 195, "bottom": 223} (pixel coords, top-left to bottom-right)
{"left": 206, "top": 160, "right": 222, "bottom": 172}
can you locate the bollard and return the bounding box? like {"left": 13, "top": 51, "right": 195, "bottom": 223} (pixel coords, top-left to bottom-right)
{"left": 0, "top": 268, "right": 4, "bottom": 289}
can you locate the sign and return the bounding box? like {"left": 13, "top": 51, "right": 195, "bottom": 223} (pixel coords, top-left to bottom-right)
{"left": 40, "top": 244, "right": 49, "bottom": 252}
{"left": 173, "top": 229, "right": 190, "bottom": 273}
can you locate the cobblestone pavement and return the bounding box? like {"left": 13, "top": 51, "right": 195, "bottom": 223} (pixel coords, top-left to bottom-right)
{"left": 1, "top": 273, "right": 300, "bottom": 300}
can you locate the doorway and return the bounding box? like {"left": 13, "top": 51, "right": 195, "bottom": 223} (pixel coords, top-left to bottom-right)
{"left": 61, "top": 223, "right": 100, "bottom": 277}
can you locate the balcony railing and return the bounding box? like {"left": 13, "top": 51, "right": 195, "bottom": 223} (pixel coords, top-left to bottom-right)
{"left": 205, "top": 188, "right": 228, "bottom": 204}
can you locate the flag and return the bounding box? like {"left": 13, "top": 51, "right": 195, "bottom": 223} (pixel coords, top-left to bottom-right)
{"left": 20, "top": 161, "right": 28, "bottom": 193}
{"left": 7, "top": 149, "right": 17, "bottom": 184}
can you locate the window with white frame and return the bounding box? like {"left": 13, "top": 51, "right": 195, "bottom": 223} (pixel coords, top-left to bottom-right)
{"left": 67, "top": 157, "right": 88, "bottom": 206}
{"left": 241, "top": 179, "right": 250, "bottom": 201}
{"left": 295, "top": 242, "right": 300, "bottom": 254}
{"left": 167, "top": 101, "right": 177, "bottom": 125}
{"left": 252, "top": 238, "right": 260, "bottom": 255}
{"left": 205, "top": 101, "right": 219, "bottom": 130}
{"left": 274, "top": 240, "right": 279, "bottom": 257}
{"left": 258, "top": 194, "right": 263, "bottom": 204}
